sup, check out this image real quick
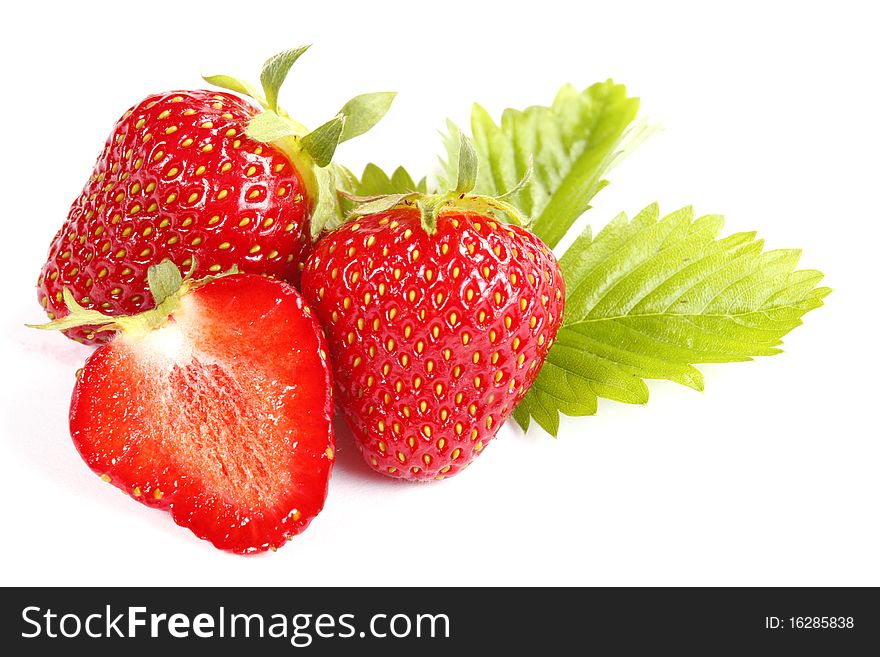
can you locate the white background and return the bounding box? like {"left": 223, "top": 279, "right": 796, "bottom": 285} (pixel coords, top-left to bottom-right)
{"left": 1, "top": 0, "right": 877, "bottom": 586}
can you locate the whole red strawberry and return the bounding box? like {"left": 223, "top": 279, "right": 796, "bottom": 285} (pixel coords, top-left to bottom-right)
{"left": 301, "top": 201, "right": 564, "bottom": 481}
{"left": 33, "top": 262, "right": 335, "bottom": 553}
{"left": 37, "top": 47, "right": 394, "bottom": 345}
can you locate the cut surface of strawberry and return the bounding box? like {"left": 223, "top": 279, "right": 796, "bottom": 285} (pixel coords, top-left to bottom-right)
{"left": 65, "top": 270, "right": 334, "bottom": 553}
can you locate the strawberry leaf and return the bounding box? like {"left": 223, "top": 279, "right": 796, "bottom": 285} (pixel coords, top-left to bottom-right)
{"left": 335, "top": 163, "right": 428, "bottom": 217}
{"left": 454, "top": 131, "right": 479, "bottom": 194}
{"left": 440, "top": 81, "right": 643, "bottom": 248}
{"left": 308, "top": 166, "right": 346, "bottom": 239}
{"left": 260, "top": 46, "right": 310, "bottom": 113}
{"left": 339, "top": 163, "right": 428, "bottom": 196}
{"left": 513, "top": 204, "right": 830, "bottom": 435}
{"left": 245, "top": 110, "right": 302, "bottom": 144}
{"left": 146, "top": 260, "right": 183, "bottom": 306}
{"left": 301, "top": 91, "right": 398, "bottom": 168}
{"left": 27, "top": 288, "right": 118, "bottom": 333}
{"left": 338, "top": 93, "right": 397, "bottom": 143}
{"left": 417, "top": 197, "right": 444, "bottom": 234}
{"left": 347, "top": 193, "right": 416, "bottom": 217}
{"left": 301, "top": 115, "right": 346, "bottom": 167}
{"left": 202, "top": 74, "right": 266, "bottom": 107}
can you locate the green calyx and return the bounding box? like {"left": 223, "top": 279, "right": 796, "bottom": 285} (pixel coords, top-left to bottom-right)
{"left": 203, "top": 46, "right": 396, "bottom": 239}
{"left": 28, "top": 261, "right": 236, "bottom": 338}
{"left": 343, "top": 131, "right": 531, "bottom": 234}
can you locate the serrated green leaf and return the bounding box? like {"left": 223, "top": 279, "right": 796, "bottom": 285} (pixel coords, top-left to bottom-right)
{"left": 335, "top": 163, "right": 427, "bottom": 214}
{"left": 338, "top": 92, "right": 397, "bottom": 143}
{"left": 335, "top": 163, "right": 428, "bottom": 218}
{"left": 349, "top": 163, "right": 427, "bottom": 196}
{"left": 514, "top": 205, "right": 830, "bottom": 435}
{"left": 441, "top": 81, "right": 642, "bottom": 248}
{"left": 260, "top": 46, "right": 310, "bottom": 113}
{"left": 511, "top": 403, "right": 532, "bottom": 432}
{"left": 391, "top": 166, "right": 427, "bottom": 194}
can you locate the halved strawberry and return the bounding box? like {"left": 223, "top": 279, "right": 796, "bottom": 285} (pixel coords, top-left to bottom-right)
{"left": 36, "top": 262, "right": 334, "bottom": 553}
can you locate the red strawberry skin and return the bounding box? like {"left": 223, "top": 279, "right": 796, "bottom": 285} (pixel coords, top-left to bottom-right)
{"left": 38, "top": 90, "right": 311, "bottom": 345}
{"left": 300, "top": 208, "right": 564, "bottom": 481}
{"left": 70, "top": 274, "right": 334, "bottom": 553}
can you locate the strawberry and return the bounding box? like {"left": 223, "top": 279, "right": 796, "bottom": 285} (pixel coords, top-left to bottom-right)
{"left": 37, "top": 47, "right": 395, "bottom": 345}
{"left": 32, "top": 262, "right": 335, "bottom": 553}
{"left": 300, "top": 203, "right": 564, "bottom": 481}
